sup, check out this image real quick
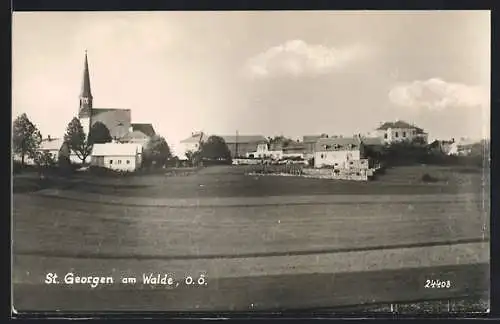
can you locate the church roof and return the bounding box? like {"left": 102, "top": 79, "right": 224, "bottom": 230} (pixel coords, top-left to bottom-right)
{"left": 92, "top": 108, "right": 131, "bottom": 116}
{"left": 120, "top": 130, "right": 149, "bottom": 141}
{"left": 131, "top": 123, "right": 155, "bottom": 137}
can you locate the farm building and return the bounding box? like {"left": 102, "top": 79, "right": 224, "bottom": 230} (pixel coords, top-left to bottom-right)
{"left": 179, "top": 131, "right": 207, "bottom": 159}
{"left": 302, "top": 135, "right": 328, "bottom": 159}
{"left": 314, "top": 136, "right": 365, "bottom": 168}
{"left": 282, "top": 141, "right": 306, "bottom": 159}
{"left": 220, "top": 135, "right": 268, "bottom": 158}
{"left": 90, "top": 143, "right": 143, "bottom": 171}
{"left": 179, "top": 132, "right": 267, "bottom": 159}
{"left": 246, "top": 142, "right": 283, "bottom": 160}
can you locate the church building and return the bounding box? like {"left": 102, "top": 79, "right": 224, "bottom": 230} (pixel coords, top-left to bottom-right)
{"left": 36, "top": 52, "right": 156, "bottom": 168}
{"left": 79, "top": 51, "right": 156, "bottom": 143}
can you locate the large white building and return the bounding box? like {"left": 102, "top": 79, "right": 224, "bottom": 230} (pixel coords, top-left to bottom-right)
{"left": 90, "top": 143, "right": 143, "bottom": 171}
{"left": 369, "top": 120, "right": 428, "bottom": 144}
{"left": 314, "top": 136, "right": 366, "bottom": 168}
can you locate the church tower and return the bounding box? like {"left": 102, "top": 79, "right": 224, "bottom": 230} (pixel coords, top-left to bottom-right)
{"left": 78, "top": 51, "right": 93, "bottom": 137}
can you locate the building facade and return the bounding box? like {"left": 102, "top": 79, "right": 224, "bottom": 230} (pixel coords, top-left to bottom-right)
{"left": 91, "top": 143, "right": 143, "bottom": 171}
{"left": 314, "top": 137, "right": 366, "bottom": 168}
{"left": 371, "top": 120, "right": 428, "bottom": 144}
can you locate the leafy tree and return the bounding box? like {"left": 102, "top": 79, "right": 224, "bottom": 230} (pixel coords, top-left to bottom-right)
{"left": 33, "top": 151, "right": 56, "bottom": 168}
{"left": 89, "top": 121, "right": 112, "bottom": 144}
{"left": 63, "top": 117, "right": 92, "bottom": 164}
{"left": 12, "top": 113, "right": 42, "bottom": 168}
{"left": 143, "top": 135, "right": 172, "bottom": 168}
{"left": 199, "top": 135, "right": 232, "bottom": 161}
{"left": 185, "top": 150, "right": 201, "bottom": 167}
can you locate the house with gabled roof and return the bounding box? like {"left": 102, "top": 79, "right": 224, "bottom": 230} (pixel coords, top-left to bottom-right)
{"left": 372, "top": 120, "right": 428, "bottom": 144}
{"left": 314, "top": 136, "right": 367, "bottom": 169}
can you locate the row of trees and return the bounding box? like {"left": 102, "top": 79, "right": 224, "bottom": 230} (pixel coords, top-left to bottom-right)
{"left": 12, "top": 113, "right": 174, "bottom": 170}
{"left": 363, "top": 137, "right": 486, "bottom": 168}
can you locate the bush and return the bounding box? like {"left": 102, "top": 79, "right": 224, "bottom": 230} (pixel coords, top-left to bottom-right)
{"left": 88, "top": 166, "right": 131, "bottom": 177}
{"left": 421, "top": 173, "right": 439, "bottom": 183}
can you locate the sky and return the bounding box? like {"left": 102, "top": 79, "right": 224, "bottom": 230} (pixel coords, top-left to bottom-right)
{"left": 12, "top": 11, "right": 490, "bottom": 156}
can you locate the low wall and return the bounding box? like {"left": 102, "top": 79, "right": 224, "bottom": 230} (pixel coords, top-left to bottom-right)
{"left": 302, "top": 168, "right": 370, "bottom": 181}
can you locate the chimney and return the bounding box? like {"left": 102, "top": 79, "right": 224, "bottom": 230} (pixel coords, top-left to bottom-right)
{"left": 47, "top": 135, "right": 51, "bottom": 141}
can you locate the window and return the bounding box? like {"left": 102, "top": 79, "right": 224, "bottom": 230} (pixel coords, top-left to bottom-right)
{"left": 395, "top": 132, "right": 399, "bottom": 138}
{"left": 334, "top": 163, "right": 338, "bottom": 166}
{"left": 350, "top": 161, "right": 354, "bottom": 165}
{"left": 384, "top": 134, "right": 388, "bottom": 139}
{"left": 126, "top": 160, "right": 130, "bottom": 164}
{"left": 109, "top": 160, "right": 113, "bottom": 164}
{"left": 320, "top": 154, "right": 324, "bottom": 159}
{"left": 403, "top": 132, "right": 406, "bottom": 137}
{"left": 117, "top": 160, "right": 122, "bottom": 164}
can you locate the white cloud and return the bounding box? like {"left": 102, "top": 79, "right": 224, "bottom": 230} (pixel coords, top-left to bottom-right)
{"left": 244, "top": 39, "right": 370, "bottom": 79}
{"left": 388, "top": 78, "right": 489, "bottom": 112}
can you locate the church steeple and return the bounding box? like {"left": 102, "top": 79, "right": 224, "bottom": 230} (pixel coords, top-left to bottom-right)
{"left": 79, "top": 50, "right": 93, "bottom": 118}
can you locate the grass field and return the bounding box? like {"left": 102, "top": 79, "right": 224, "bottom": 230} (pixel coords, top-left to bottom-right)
{"left": 13, "top": 164, "right": 489, "bottom": 198}
{"left": 12, "top": 164, "right": 490, "bottom": 312}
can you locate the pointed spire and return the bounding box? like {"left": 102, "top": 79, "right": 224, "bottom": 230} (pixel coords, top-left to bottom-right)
{"left": 81, "top": 50, "right": 92, "bottom": 99}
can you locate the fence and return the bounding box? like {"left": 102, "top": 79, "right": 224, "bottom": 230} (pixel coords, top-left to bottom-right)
{"left": 253, "top": 164, "right": 304, "bottom": 175}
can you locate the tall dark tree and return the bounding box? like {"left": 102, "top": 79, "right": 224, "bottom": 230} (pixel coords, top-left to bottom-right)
{"left": 64, "top": 117, "right": 92, "bottom": 164}
{"left": 89, "top": 121, "right": 112, "bottom": 144}
{"left": 12, "top": 113, "right": 42, "bottom": 168}
{"left": 143, "top": 135, "right": 172, "bottom": 168}
{"left": 199, "top": 135, "right": 232, "bottom": 161}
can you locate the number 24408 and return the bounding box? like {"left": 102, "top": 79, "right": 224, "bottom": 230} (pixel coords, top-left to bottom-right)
{"left": 425, "top": 279, "right": 451, "bottom": 288}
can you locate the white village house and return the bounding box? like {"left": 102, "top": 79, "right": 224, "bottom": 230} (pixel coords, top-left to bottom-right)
{"left": 90, "top": 143, "right": 143, "bottom": 171}
{"left": 368, "top": 120, "right": 428, "bottom": 144}
{"left": 314, "top": 136, "right": 368, "bottom": 169}
{"left": 178, "top": 131, "right": 207, "bottom": 160}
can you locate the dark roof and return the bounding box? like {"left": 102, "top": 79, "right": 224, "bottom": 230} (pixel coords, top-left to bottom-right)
{"left": 120, "top": 130, "right": 149, "bottom": 141}
{"left": 92, "top": 108, "right": 131, "bottom": 116}
{"left": 284, "top": 141, "right": 305, "bottom": 150}
{"left": 81, "top": 52, "right": 92, "bottom": 98}
{"left": 303, "top": 135, "right": 324, "bottom": 143}
{"left": 377, "top": 120, "right": 423, "bottom": 131}
{"left": 131, "top": 123, "right": 155, "bottom": 137}
{"left": 270, "top": 143, "right": 283, "bottom": 151}
{"left": 361, "top": 137, "right": 384, "bottom": 146}
{"left": 315, "top": 137, "right": 362, "bottom": 152}
{"left": 220, "top": 135, "right": 267, "bottom": 144}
